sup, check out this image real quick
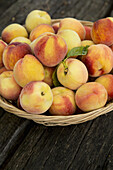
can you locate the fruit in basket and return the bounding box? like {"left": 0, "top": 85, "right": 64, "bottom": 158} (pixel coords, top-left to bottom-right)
{"left": 110, "top": 44, "right": 113, "bottom": 52}
{"left": 82, "top": 44, "right": 113, "bottom": 77}
{"left": 91, "top": 17, "right": 113, "bottom": 46}
{"left": 43, "top": 66, "right": 55, "bottom": 87}
{"left": 58, "top": 18, "right": 86, "bottom": 40}
{"left": 10, "top": 37, "right": 31, "bottom": 45}
{"left": 13, "top": 54, "right": 45, "bottom": 87}
{"left": 3, "top": 42, "right": 32, "bottom": 70}
{"left": 49, "top": 87, "right": 76, "bottom": 116}
{"left": 20, "top": 81, "right": 53, "bottom": 114}
{"left": 81, "top": 40, "right": 94, "bottom": 47}
{"left": 0, "top": 67, "right": 7, "bottom": 74}
{"left": 57, "top": 58, "right": 88, "bottom": 90}
{"left": 31, "top": 32, "right": 68, "bottom": 67}
{"left": 0, "top": 40, "right": 7, "bottom": 68}
{"left": 95, "top": 74, "right": 113, "bottom": 101}
{"left": 0, "top": 71, "right": 21, "bottom": 100}
{"left": 25, "top": 10, "right": 52, "bottom": 33}
{"left": 84, "top": 26, "right": 92, "bottom": 40}
{"left": 57, "top": 29, "right": 81, "bottom": 53}
{"left": 75, "top": 82, "right": 108, "bottom": 112}
{"left": 52, "top": 22, "right": 59, "bottom": 34}
{"left": 1, "top": 24, "right": 28, "bottom": 44}
{"left": 30, "top": 24, "right": 55, "bottom": 41}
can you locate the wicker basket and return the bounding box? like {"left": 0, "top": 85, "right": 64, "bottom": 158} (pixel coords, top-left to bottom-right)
{"left": 0, "top": 19, "right": 113, "bottom": 126}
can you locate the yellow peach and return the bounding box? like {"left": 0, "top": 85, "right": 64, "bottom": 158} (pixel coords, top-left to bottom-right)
{"left": 10, "top": 37, "right": 31, "bottom": 45}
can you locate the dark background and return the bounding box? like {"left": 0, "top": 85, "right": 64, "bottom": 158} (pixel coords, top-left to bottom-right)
{"left": 0, "top": 0, "right": 113, "bottom": 170}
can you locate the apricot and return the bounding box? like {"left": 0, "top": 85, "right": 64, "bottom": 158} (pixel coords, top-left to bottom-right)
{"left": 25, "top": 10, "right": 51, "bottom": 33}
{"left": 0, "top": 71, "right": 21, "bottom": 100}
{"left": 49, "top": 87, "right": 76, "bottom": 116}
{"left": 82, "top": 44, "right": 113, "bottom": 77}
{"left": 20, "top": 81, "right": 53, "bottom": 114}
{"left": 30, "top": 24, "right": 55, "bottom": 41}
{"left": 2, "top": 24, "right": 28, "bottom": 44}
{"left": 75, "top": 82, "right": 108, "bottom": 112}
{"left": 58, "top": 18, "right": 86, "bottom": 40}
{"left": 91, "top": 17, "right": 113, "bottom": 46}
{"left": 13, "top": 54, "right": 45, "bottom": 87}
{"left": 3, "top": 42, "right": 32, "bottom": 70}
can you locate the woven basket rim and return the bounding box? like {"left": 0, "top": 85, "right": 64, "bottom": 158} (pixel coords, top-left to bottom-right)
{"left": 0, "top": 19, "right": 113, "bottom": 126}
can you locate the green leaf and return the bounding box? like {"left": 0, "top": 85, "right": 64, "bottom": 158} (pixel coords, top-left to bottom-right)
{"left": 67, "top": 45, "right": 89, "bottom": 58}
{"left": 52, "top": 67, "right": 61, "bottom": 87}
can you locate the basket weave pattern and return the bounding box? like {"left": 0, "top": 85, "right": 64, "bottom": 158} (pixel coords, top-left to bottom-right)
{"left": 0, "top": 19, "right": 112, "bottom": 126}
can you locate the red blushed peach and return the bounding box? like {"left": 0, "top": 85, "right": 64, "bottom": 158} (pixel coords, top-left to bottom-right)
{"left": 25, "top": 10, "right": 52, "bottom": 33}
{"left": 75, "top": 82, "right": 108, "bottom": 112}
{"left": 95, "top": 74, "right": 113, "bottom": 101}
{"left": 84, "top": 26, "right": 92, "bottom": 40}
{"left": 32, "top": 32, "right": 68, "bottom": 67}
{"left": 52, "top": 22, "right": 59, "bottom": 34}
{"left": 110, "top": 44, "right": 113, "bottom": 52}
{"left": 0, "top": 71, "right": 22, "bottom": 100}
{"left": 57, "top": 58, "right": 88, "bottom": 90}
{"left": 2, "top": 24, "right": 28, "bottom": 44}
{"left": 43, "top": 66, "right": 55, "bottom": 87}
{"left": 91, "top": 17, "right": 113, "bottom": 46}
{"left": 13, "top": 54, "right": 45, "bottom": 87}
{"left": 58, "top": 18, "right": 86, "bottom": 40}
{"left": 49, "top": 87, "right": 76, "bottom": 116}
{"left": 82, "top": 44, "right": 113, "bottom": 77}
{"left": 30, "top": 24, "right": 55, "bottom": 41}
{"left": 3, "top": 42, "right": 32, "bottom": 70}
{"left": 0, "top": 40, "right": 7, "bottom": 68}
{"left": 20, "top": 81, "right": 53, "bottom": 114}
{"left": 10, "top": 37, "right": 31, "bottom": 45}
{"left": 0, "top": 67, "right": 8, "bottom": 74}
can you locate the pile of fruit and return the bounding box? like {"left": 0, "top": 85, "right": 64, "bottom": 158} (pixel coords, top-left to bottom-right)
{"left": 0, "top": 9, "right": 113, "bottom": 116}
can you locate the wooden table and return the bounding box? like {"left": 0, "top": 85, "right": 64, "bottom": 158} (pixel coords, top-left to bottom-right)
{"left": 0, "top": 0, "right": 113, "bottom": 169}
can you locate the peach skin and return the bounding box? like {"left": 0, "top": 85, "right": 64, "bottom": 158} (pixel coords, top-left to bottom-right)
{"left": 32, "top": 32, "right": 68, "bottom": 67}
{"left": 10, "top": 37, "right": 31, "bottom": 45}
{"left": 95, "top": 74, "right": 113, "bottom": 101}
{"left": 91, "top": 17, "right": 113, "bottom": 46}
{"left": 30, "top": 24, "right": 55, "bottom": 41}
{"left": 3, "top": 42, "right": 32, "bottom": 70}
{"left": 43, "top": 66, "right": 55, "bottom": 87}
{"left": 0, "top": 71, "right": 22, "bottom": 100}
{"left": 81, "top": 40, "right": 94, "bottom": 47}
{"left": 75, "top": 82, "right": 108, "bottom": 112}
{"left": 84, "top": 26, "right": 92, "bottom": 40}
{"left": 49, "top": 87, "right": 76, "bottom": 116}
{"left": 52, "top": 22, "right": 59, "bottom": 34}
{"left": 0, "top": 40, "right": 7, "bottom": 68}
{"left": 2, "top": 23, "right": 28, "bottom": 44}
{"left": 13, "top": 54, "right": 45, "bottom": 87}
{"left": 57, "top": 58, "right": 88, "bottom": 90}
{"left": 82, "top": 44, "right": 113, "bottom": 77}
{"left": 20, "top": 81, "right": 53, "bottom": 114}
{"left": 58, "top": 18, "right": 86, "bottom": 40}
{"left": 0, "top": 67, "right": 8, "bottom": 74}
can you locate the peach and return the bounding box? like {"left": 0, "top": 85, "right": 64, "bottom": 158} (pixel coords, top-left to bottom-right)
{"left": 10, "top": 37, "right": 31, "bottom": 45}
{"left": 81, "top": 40, "right": 94, "bottom": 47}
{"left": 57, "top": 58, "right": 88, "bottom": 90}
{"left": 58, "top": 18, "right": 86, "bottom": 40}
{"left": 91, "top": 17, "right": 113, "bottom": 46}
{"left": 0, "top": 40, "right": 7, "bottom": 68}
{"left": 0, "top": 71, "right": 21, "bottom": 100}
{"left": 0, "top": 67, "right": 7, "bottom": 74}
{"left": 20, "top": 81, "right": 53, "bottom": 114}
{"left": 13, "top": 54, "right": 45, "bottom": 87}
{"left": 57, "top": 29, "right": 81, "bottom": 52}
{"left": 2, "top": 24, "right": 28, "bottom": 44}
{"left": 43, "top": 66, "right": 55, "bottom": 87}
{"left": 75, "top": 82, "right": 108, "bottom": 112}
{"left": 52, "top": 22, "right": 59, "bottom": 34}
{"left": 49, "top": 87, "right": 76, "bottom": 116}
{"left": 82, "top": 44, "right": 113, "bottom": 77}
{"left": 84, "top": 26, "right": 92, "bottom": 40}
{"left": 110, "top": 44, "right": 113, "bottom": 52}
{"left": 95, "top": 74, "right": 113, "bottom": 101}
{"left": 30, "top": 24, "right": 55, "bottom": 41}
{"left": 25, "top": 10, "right": 51, "bottom": 33}
{"left": 32, "top": 32, "right": 68, "bottom": 67}
{"left": 3, "top": 42, "right": 32, "bottom": 70}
